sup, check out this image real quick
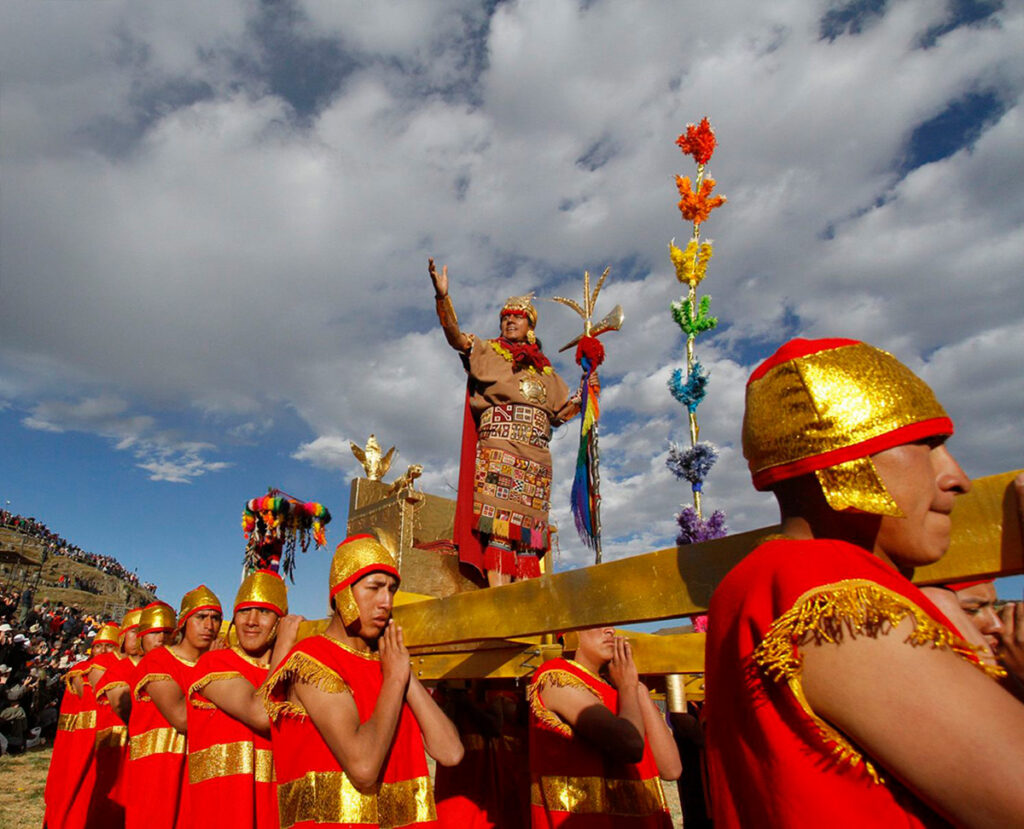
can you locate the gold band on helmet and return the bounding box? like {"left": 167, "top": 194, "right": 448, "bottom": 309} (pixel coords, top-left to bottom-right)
{"left": 742, "top": 338, "right": 953, "bottom": 516}
{"left": 120, "top": 607, "right": 143, "bottom": 634}
{"left": 329, "top": 535, "right": 400, "bottom": 626}
{"left": 138, "top": 602, "right": 177, "bottom": 636}
{"left": 234, "top": 569, "right": 288, "bottom": 617}
{"left": 177, "top": 585, "right": 222, "bottom": 631}
{"left": 500, "top": 293, "right": 538, "bottom": 328}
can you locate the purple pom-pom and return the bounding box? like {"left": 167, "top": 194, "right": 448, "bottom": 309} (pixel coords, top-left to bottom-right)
{"left": 675, "top": 505, "right": 727, "bottom": 545}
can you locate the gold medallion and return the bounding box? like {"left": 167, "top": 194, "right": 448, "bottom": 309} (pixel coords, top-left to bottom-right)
{"left": 519, "top": 376, "right": 547, "bottom": 405}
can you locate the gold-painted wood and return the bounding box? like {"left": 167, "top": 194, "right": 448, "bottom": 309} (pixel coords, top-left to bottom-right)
{"left": 394, "top": 470, "right": 1022, "bottom": 647}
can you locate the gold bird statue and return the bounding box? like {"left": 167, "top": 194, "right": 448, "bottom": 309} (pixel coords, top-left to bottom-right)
{"left": 350, "top": 434, "right": 397, "bottom": 481}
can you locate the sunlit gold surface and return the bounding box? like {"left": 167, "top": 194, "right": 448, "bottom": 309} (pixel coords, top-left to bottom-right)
{"left": 178, "top": 585, "right": 222, "bottom": 626}
{"left": 130, "top": 726, "right": 186, "bottom": 759}
{"left": 139, "top": 602, "right": 176, "bottom": 634}
{"left": 190, "top": 742, "right": 274, "bottom": 784}
{"left": 329, "top": 535, "right": 399, "bottom": 625}
{"left": 743, "top": 341, "right": 948, "bottom": 487}
{"left": 815, "top": 457, "right": 903, "bottom": 517}
{"left": 234, "top": 569, "right": 288, "bottom": 616}
{"left": 277, "top": 771, "right": 435, "bottom": 829}
{"left": 531, "top": 774, "right": 667, "bottom": 817}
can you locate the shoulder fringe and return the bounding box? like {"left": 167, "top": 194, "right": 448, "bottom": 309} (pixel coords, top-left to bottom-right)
{"left": 257, "top": 651, "right": 350, "bottom": 723}
{"left": 188, "top": 669, "right": 248, "bottom": 702}
{"left": 527, "top": 668, "right": 602, "bottom": 738}
{"left": 754, "top": 578, "right": 1004, "bottom": 785}
{"left": 133, "top": 672, "right": 174, "bottom": 702}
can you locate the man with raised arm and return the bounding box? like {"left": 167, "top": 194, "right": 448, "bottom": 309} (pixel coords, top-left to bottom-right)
{"left": 528, "top": 627, "right": 681, "bottom": 827}
{"left": 187, "top": 570, "right": 301, "bottom": 828}
{"left": 704, "top": 337, "right": 1024, "bottom": 826}
{"left": 428, "top": 259, "right": 579, "bottom": 586}
{"left": 263, "top": 534, "right": 463, "bottom": 828}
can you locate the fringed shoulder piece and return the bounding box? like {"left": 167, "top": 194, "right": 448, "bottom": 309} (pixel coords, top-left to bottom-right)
{"left": 133, "top": 672, "right": 174, "bottom": 702}
{"left": 258, "top": 649, "right": 350, "bottom": 723}
{"left": 754, "top": 578, "right": 1004, "bottom": 784}
{"left": 188, "top": 670, "right": 248, "bottom": 700}
{"left": 527, "top": 667, "right": 602, "bottom": 738}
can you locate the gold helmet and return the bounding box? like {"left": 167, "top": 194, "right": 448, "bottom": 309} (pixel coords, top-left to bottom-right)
{"left": 742, "top": 337, "right": 952, "bottom": 516}
{"left": 138, "top": 601, "right": 177, "bottom": 636}
{"left": 234, "top": 569, "right": 288, "bottom": 617}
{"left": 176, "top": 585, "right": 222, "bottom": 631}
{"left": 329, "top": 535, "right": 400, "bottom": 626}
{"left": 92, "top": 623, "right": 120, "bottom": 647}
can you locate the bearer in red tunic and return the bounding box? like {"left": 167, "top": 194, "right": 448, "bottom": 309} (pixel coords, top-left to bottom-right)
{"left": 704, "top": 337, "right": 1024, "bottom": 826}
{"left": 126, "top": 587, "right": 222, "bottom": 829}
{"left": 43, "top": 623, "right": 119, "bottom": 829}
{"left": 262, "top": 534, "right": 464, "bottom": 829}
{"left": 528, "top": 628, "right": 680, "bottom": 828}
{"left": 94, "top": 607, "right": 144, "bottom": 816}
{"left": 187, "top": 570, "right": 300, "bottom": 829}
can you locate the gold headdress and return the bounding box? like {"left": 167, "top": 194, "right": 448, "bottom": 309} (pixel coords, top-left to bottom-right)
{"left": 119, "top": 607, "right": 143, "bottom": 645}
{"left": 742, "top": 338, "right": 953, "bottom": 516}
{"left": 329, "top": 534, "right": 400, "bottom": 626}
{"left": 234, "top": 569, "right": 288, "bottom": 617}
{"left": 501, "top": 292, "right": 538, "bottom": 328}
{"left": 93, "top": 623, "right": 120, "bottom": 646}
{"left": 177, "top": 585, "right": 222, "bottom": 631}
{"left": 138, "top": 602, "right": 177, "bottom": 636}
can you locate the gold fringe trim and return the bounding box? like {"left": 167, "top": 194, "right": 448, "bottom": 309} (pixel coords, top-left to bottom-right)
{"left": 133, "top": 672, "right": 174, "bottom": 702}
{"left": 258, "top": 651, "right": 350, "bottom": 723}
{"left": 527, "top": 668, "right": 602, "bottom": 738}
{"left": 754, "top": 579, "right": 1004, "bottom": 784}
{"left": 188, "top": 670, "right": 248, "bottom": 699}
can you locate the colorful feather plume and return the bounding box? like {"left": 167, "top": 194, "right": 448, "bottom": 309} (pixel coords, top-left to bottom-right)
{"left": 571, "top": 337, "right": 604, "bottom": 549}
{"left": 242, "top": 490, "right": 332, "bottom": 580}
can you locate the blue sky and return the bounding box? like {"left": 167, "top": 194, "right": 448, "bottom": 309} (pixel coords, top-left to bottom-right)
{"left": 2, "top": 0, "right": 1022, "bottom": 618}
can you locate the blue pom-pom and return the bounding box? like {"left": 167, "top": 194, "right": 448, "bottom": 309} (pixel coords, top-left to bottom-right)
{"left": 668, "top": 362, "right": 709, "bottom": 412}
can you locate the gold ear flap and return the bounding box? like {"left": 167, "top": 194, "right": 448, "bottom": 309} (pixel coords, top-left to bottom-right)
{"left": 815, "top": 457, "right": 905, "bottom": 517}
{"left": 338, "top": 589, "right": 360, "bottom": 627}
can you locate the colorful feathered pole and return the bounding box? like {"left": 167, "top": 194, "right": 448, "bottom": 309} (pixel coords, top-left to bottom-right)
{"left": 667, "top": 117, "right": 728, "bottom": 544}
{"left": 241, "top": 487, "right": 332, "bottom": 581}
{"left": 552, "top": 268, "right": 624, "bottom": 562}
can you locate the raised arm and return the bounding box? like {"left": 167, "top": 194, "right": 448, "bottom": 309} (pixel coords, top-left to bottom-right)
{"left": 405, "top": 675, "right": 464, "bottom": 766}
{"left": 202, "top": 676, "right": 271, "bottom": 736}
{"left": 637, "top": 681, "right": 682, "bottom": 780}
{"left": 294, "top": 622, "right": 409, "bottom": 789}
{"left": 802, "top": 615, "right": 1024, "bottom": 826}
{"left": 429, "top": 258, "right": 473, "bottom": 353}
{"left": 147, "top": 678, "right": 189, "bottom": 734}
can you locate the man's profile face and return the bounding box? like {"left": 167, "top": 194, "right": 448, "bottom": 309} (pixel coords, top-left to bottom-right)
{"left": 184, "top": 609, "right": 222, "bottom": 651}
{"left": 575, "top": 626, "right": 616, "bottom": 665}
{"left": 955, "top": 582, "right": 1003, "bottom": 650}
{"left": 233, "top": 607, "right": 278, "bottom": 654}
{"left": 122, "top": 629, "right": 142, "bottom": 657}
{"left": 92, "top": 641, "right": 116, "bottom": 656}
{"left": 871, "top": 441, "right": 970, "bottom": 570}
{"left": 350, "top": 572, "right": 399, "bottom": 639}
{"left": 141, "top": 630, "right": 170, "bottom": 653}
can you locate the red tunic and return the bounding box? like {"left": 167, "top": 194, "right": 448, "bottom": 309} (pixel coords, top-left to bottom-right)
{"left": 44, "top": 661, "right": 97, "bottom": 829}
{"left": 187, "top": 647, "right": 276, "bottom": 828}
{"left": 77, "top": 652, "right": 128, "bottom": 827}
{"left": 527, "top": 658, "right": 671, "bottom": 828}
{"left": 124, "top": 648, "right": 196, "bottom": 829}
{"left": 704, "top": 537, "right": 998, "bottom": 828}
{"left": 263, "top": 634, "right": 437, "bottom": 829}
{"left": 94, "top": 655, "right": 140, "bottom": 811}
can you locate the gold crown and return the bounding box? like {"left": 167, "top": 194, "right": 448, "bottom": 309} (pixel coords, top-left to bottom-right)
{"left": 501, "top": 293, "right": 538, "bottom": 327}
{"left": 234, "top": 569, "right": 288, "bottom": 617}
{"left": 329, "top": 535, "right": 400, "bottom": 626}
{"left": 743, "top": 338, "right": 953, "bottom": 516}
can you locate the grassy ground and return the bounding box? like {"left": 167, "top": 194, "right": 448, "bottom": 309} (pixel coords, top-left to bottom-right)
{"left": 1, "top": 745, "right": 682, "bottom": 827}
{"left": 0, "top": 745, "right": 50, "bottom": 829}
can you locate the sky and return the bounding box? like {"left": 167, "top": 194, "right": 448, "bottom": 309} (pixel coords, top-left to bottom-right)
{"left": 1, "top": 0, "right": 1022, "bottom": 619}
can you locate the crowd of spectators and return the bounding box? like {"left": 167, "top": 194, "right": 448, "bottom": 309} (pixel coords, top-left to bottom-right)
{"left": 0, "top": 584, "right": 101, "bottom": 755}
{"left": 0, "top": 509, "right": 157, "bottom": 593}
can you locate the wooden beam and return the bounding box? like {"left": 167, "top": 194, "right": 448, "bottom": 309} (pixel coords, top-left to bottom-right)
{"left": 394, "top": 469, "right": 1022, "bottom": 647}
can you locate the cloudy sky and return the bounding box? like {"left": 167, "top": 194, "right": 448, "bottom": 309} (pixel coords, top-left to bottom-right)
{"left": 2, "top": 0, "right": 1022, "bottom": 618}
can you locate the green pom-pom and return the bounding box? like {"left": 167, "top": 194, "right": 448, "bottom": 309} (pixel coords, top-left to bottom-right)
{"left": 671, "top": 296, "right": 718, "bottom": 336}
